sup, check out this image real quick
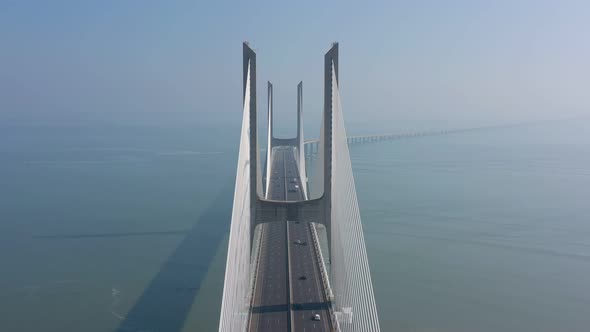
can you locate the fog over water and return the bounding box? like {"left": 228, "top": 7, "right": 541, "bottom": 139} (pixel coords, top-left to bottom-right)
{"left": 1, "top": 119, "right": 590, "bottom": 331}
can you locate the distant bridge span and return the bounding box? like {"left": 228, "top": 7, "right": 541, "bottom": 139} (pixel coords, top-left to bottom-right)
{"left": 303, "top": 125, "right": 503, "bottom": 156}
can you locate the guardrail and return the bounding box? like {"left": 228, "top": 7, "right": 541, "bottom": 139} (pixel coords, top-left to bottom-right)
{"left": 286, "top": 222, "right": 295, "bottom": 332}
{"left": 309, "top": 223, "right": 341, "bottom": 331}
{"left": 246, "top": 223, "right": 265, "bottom": 330}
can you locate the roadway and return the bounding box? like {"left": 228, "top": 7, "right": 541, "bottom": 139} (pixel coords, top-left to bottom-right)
{"left": 288, "top": 220, "right": 332, "bottom": 331}
{"left": 249, "top": 146, "right": 333, "bottom": 332}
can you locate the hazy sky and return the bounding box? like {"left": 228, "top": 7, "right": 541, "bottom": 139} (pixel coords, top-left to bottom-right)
{"left": 1, "top": 1, "right": 589, "bottom": 130}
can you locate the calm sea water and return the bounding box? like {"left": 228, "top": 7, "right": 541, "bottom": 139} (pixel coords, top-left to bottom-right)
{"left": 1, "top": 120, "right": 589, "bottom": 332}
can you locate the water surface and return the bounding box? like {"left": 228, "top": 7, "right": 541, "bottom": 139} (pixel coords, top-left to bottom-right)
{"left": 1, "top": 120, "right": 589, "bottom": 331}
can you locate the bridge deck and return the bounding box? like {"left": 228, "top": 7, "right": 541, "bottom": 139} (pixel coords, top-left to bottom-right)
{"left": 248, "top": 146, "right": 333, "bottom": 332}
{"left": 289, "top": 220, "right": 332, "bottom": 331}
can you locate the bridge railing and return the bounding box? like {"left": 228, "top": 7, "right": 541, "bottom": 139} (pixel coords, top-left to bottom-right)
{"left": 245, "top": 224, "right": 265, "bottom": 329}
{"left": 286, "top": 222, "right": 295, "bottom": 331}
{"left": 310, "top": 223, "right": 340, "bottom": 331}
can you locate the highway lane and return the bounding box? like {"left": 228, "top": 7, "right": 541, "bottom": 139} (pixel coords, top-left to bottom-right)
{"left": 282, "top": 147, "right": 332, "bottom": 331}
{"left": 249, "top": 148, "right": 290, "bottom": 332}
{"left": 249, "top": 221, "right": 289, "bottom": 332}
{"left": 283, "top": 147, "right": 304, "bottom": 202}
{"left": 267, "top": 147, "right": 286, "bottom": 201}
{"left": 288, "top": 220, "right": 332, "bottom": 331}
{"left": 266, "top": 147, "right": 302, "bottom": 202}
{"left": 250, "top": 146, "right": 332, "bottom": 332}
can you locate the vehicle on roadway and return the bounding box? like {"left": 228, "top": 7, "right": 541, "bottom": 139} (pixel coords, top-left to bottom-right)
{"left": 294, "top": 240, "right": 307, "bottom": 245}
{"left": 288, "top": 189, "right": 297, "bottom": 193}
{"left": 299, "top": 275, "right": 307, "bottom": 280}
{"left": 312, "top": 314, "right": 321, "bottom": 321}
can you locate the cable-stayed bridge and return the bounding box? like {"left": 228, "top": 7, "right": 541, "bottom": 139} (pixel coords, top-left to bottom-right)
{"left": 219, "top": 42, "right": 380, "bottom": 332}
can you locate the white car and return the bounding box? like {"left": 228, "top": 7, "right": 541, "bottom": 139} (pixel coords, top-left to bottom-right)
{"left": 312, "top": 314, "right": 321, "bottom": 321}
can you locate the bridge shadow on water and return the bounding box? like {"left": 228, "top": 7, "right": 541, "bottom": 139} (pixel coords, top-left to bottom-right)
{"left": 116, "top": 182, "right": 234, "bottom": 332}
{"left": 291, "top": 301, "right": 331, "bottom": 311}
{"left": 251, "top": 301, "right": 330, "bottom": 314}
